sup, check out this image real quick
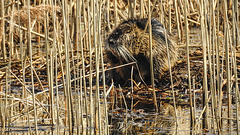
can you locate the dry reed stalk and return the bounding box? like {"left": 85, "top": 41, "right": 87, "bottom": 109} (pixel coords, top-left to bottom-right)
{"left": 232, "top": 0, "right": 239, "bottom": 134}
{"left": 94, "top": 1, "right": 102, "bottom": 134}
{"left": 93, "top": 1, "right": 98, "bottom": 134}
{"left": 184, "top": 0, "right": 195, "bottom": 130}
{"left": 9, "top": 1, "right": 14, "bottom": 58}
{"left": 216, "top": 0, "right": 223, "bottom": 130}
{"left": 100, "top": 30, "right": 110, "bottom": 135}
{"left": 223, "top": 0, "right": 231, "bottom": 129}
{"left": 69, "top": 1, "right": 79, "bottom": 132}
{"left": 5, "top": 0, "right": 13, "bottom": 132}
{"left": 56, "top": 20, "right": 68, "bottom": 132}
{"left": 114, "top": 0, "right": 118, "bottom": 26}
{"left": 192, "top": 76, "right": 196, "bottom": 129}
{"left": 174, "top": 0, "right": 180, "bottom": 39}
{"left": 200, "top": 0, "right": 209, "bottom": 130}
{"left": 140, "top": 0, "right": 144, "bottom": 18}
{"left": 61, "top": 0, "right": 73, "bottom": 133}
{"left": 49, "top": 47, "right": 55, "bottom": 125}
{"left": 87, "top": 0, "right": 94, "bottom": 134}
{"left": 128, "top": 0, "right": 133, "bottom": 19}
{"left": 1, "top": 0, "right": 239, "bottom": 134}
{"left": 43, "top": 0, "right": 55, "bottom": 128}
{"left": 51, "top": 0, "right": 58, "bottom": 129}
{"left": 159, "top": 0, "right": 163, "bottom": 23}
{"left": 75, "top": 0, "right": 82, "bottom": 134}
{"left": 147, "top": 0, "right": 158, "bottom": 112}
{"left": 27, "top": 0, "right": 38, "bottom": 133}
{"left": 106, "top": 0, "right": 111, "bottom": 31}
{"left": 119, "top": 85, "right": 128, "bottom": 135}
{"left": 130, "top": 68, "right": 134, "bottom": 107}
{"left": 55, "top": 44, "right": 60, "bottom": 134}
{"left": 165, "top": 14, "right": 178, "bottom": 133}
{"left": 81, "top": 0, "right": 89, "bottom": 133}
{"left": 204, "top": 0, "right": 216, "bottom": 132}
{"left": 211, "top": 0, "right": 220, "bottom": 132}
{"left": 1, "top": 0, "right": 6, "bottom": 61}
{"left": 168, "top": 0, "right": 171, "bottom": 33}
{"left": 100, "top": 2, "right": 110, "bottom": 133}
{"left": 79, "top": 69, "right": 84, "bottom": 134}
{"left": 0, "top": 77, "right": 4, "bottom": 131}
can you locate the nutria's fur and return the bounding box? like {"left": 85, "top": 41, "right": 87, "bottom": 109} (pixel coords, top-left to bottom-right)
{"left": 105, "top": 18, "right": 178, "bottom": 85}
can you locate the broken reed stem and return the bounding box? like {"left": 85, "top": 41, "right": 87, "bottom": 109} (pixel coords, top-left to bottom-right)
{"left": 5, "top": 20, "right": 53, "bottom": 42}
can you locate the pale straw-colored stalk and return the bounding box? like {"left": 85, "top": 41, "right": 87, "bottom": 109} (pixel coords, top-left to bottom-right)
{"left": 148, "top": 0, "right": 158, "bottom": 112}
{"left": 87, "top": 0, "right": 93, "bottom": 134}
{"left": 200, "top": 0, "right": 209, "bottom": 129}
{"left": 27, "top": 0, "right": 38, "bottom": 133}
{"left": 184, "top": 0, "right": 195, "bottom": 130}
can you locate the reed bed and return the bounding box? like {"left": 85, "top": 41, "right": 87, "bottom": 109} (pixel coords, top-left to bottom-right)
{"left": 0, "top": 0, "right": 239, "bottom": 134}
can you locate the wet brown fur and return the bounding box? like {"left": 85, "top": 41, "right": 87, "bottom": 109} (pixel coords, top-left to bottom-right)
{"left": 105, "top": 18, "right": 178, "bottom": 85}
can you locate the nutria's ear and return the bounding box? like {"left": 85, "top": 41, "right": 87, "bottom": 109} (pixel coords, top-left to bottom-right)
{"left": 119, "top": 22, "right": 132, "bottom": 33}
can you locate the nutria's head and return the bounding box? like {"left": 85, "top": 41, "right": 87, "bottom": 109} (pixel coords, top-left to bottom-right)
{"left": 105, "top": 20, "right": 140, "bottom": 63}
{"left": 105, "top": 18, "right": 171, "bottom": 63}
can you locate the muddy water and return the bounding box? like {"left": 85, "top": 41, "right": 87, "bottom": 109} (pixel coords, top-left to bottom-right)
{"left": 2, "top": 85, "right": 239, "bottom": 135}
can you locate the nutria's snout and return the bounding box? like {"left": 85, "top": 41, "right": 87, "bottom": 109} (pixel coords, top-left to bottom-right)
{"left": 105, "top": 18, "right": 178, "bottom": 86}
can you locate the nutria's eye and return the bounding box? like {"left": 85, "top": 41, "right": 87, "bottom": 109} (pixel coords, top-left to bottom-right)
{"left": 109, "top": 37, "right": 114, "bottom": 44}
{"left": 124, "top": 26, "right": 132, "bottom": 33}
{"left": 125, "top": 29, "right": 131, "bottom": 33}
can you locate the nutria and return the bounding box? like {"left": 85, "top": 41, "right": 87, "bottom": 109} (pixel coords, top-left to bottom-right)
{"left": 105, "top": 18, "right": 178, "bottom": 86}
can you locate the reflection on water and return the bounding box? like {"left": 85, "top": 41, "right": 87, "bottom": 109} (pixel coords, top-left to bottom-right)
{"left": 109, "top": 103, "right": 178, "bottom": 135}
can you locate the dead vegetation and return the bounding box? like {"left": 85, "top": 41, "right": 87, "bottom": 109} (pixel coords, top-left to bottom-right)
{"left": 0, "top": 0, "right": 239, "bottom": 134}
